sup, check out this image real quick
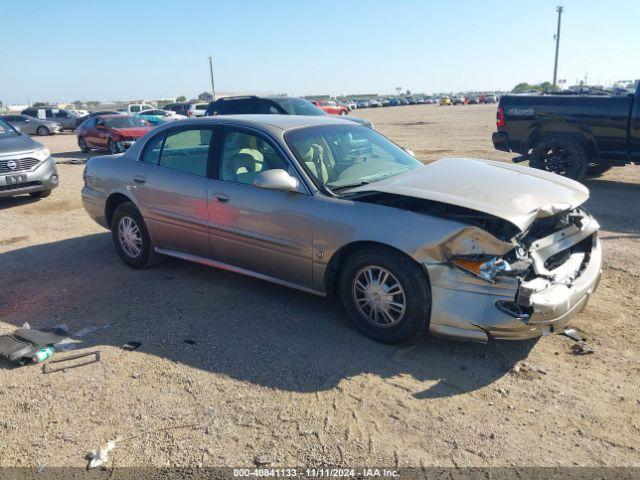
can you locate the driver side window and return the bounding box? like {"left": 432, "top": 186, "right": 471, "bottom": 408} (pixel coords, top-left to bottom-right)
{"left": 218, "top": 129, "right": 290, "bottom": 185}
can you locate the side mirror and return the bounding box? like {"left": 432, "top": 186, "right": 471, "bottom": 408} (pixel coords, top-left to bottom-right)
{"left": 96, "top": 124, "right": 106, "bottom": 130}
{"left": 14, "top": 126, "right": 21, "bottom": 133}
{"left": 253, "top": 169, "right": 300, "bottom": 192}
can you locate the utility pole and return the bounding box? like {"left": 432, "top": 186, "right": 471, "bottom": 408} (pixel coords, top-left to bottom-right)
{"left": 208, "top": 56, "right": 216, "bottom": 101}
{"left": 552, "top": 5, "right": 563, "bottom": 89}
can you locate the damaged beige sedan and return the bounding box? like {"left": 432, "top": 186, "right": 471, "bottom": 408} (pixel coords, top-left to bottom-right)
{"left": 82, "top": 115, "right": 602, "bottom": 343}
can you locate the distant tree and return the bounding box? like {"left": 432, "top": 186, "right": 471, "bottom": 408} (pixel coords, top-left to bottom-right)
{"left": 176, "top": 95, "right": 187, "bottom": 102}
{"left": 405, "top": 90, "right": 412, "bottom": 96}
{"left": 73, "top": 100, "right": 83, "bottom": 107}
{"left": 33, "top": 101, "right": 48, "bottom": 107}
{"left": 512, "top": 81, "right": 559, "bottom": 94}
{"left": 86, "top": 101, "right": 100, "bottom": 108}
{"left": 512, "top": 82, "right": 533, "bottom": 93}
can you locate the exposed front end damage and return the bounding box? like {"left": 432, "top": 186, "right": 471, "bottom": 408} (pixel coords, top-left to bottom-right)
{"left": 426, "top": 208, "right": 602, "bottom": 342}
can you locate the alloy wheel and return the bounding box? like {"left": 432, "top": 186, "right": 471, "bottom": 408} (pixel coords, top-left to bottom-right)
{"left": 352, "top": 265, "right": 406, "bottom": 328}
{"left": 118, "top": 216, "right": 142, "bottom": 258}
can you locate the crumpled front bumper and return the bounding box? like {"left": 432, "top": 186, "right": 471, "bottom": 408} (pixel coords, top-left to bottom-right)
{"left": 426, "top": 216, "right": 602, "bottom": 342}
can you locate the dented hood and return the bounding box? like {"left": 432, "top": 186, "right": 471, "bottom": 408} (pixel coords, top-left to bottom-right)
{"left": 346, "top": 158, "right": 589, "bottom": 231}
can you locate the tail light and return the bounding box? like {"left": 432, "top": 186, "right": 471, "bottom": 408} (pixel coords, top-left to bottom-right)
{"left": 187, "top": 111, "right": 193, "bottom": 117}
{"left": 496, "top": 106, "right": 505, "bottom": 128}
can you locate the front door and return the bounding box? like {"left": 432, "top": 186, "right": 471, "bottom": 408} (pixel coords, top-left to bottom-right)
{"left": 207, "top": 127, "right": 314, "bottom": 287}
{"left": 132, "top": 126, "right": 214, "bottom": 257}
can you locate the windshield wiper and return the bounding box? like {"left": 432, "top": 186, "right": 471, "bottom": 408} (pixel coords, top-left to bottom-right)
{"left": 330, "top": 181, "right": 370, "bottom": 192}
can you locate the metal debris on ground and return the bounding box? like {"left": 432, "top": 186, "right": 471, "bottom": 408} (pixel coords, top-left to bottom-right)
{"left": 43, "top": 350, "right": 101, "bottom": 374}
{"left": 122, "top": 341, "right": 142, "bottom": 351}
{"left": 571, "top": 341, "right": 595, "bottom": 355}
{"left": 184, "top": 339, "right": 196, "bottom": 345}
{"left": 562, "top": 328, "right": 583, "bottom": 342}
{"left": 73, "top": 323, "right": 110, "bottom": 338}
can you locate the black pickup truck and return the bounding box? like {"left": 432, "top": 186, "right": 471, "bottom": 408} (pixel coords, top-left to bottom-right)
{"left": 492, "top": 82, "right": 640, "bottom": 180}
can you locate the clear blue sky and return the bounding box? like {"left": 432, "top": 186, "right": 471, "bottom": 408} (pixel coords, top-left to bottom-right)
{"left": 1, "top": 0, "right": 636, "bottom": 104}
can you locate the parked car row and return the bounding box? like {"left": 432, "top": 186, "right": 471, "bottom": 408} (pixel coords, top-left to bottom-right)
{"left": 440, "top": 93, "right": 498, "bottom": 106}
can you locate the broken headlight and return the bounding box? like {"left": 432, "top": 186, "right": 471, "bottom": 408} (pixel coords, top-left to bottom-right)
{"left": 451, "top": 256, "right": 511, "bottom": 282}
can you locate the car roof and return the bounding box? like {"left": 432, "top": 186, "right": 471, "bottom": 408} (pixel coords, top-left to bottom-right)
{"left": 177, "top": 114, "right": 357, "bottom": 131}
{"left": 95, "top": 114, "right": 131, "bottom": 119}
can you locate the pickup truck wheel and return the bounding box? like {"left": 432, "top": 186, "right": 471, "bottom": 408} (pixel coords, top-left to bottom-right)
{"left": 110, "top": 202, "right": 162, "bottom": 269}
{"left": 585, "top": 164, "right": 613, "bottom": 178}
{"left": 339, "top": 248, "right": 430, "bottom": 344}
{"left": 530, "top": 135, "right": 588, "bottom": 180}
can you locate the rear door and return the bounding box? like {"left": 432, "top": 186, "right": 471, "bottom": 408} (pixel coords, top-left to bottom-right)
{"left": 131, "top": 126, "right": 215, "bottom": 257}
{"left": 206, "top": 126, "right": 314, "bottom": 287}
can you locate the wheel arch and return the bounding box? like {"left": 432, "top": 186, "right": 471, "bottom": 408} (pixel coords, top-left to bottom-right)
{"left": 323, "top": 240, "right": 430, "bottom": 297}
{"left": 526, "top": 121, "right": 598, "bottom": 159}
{"left": 104, "top": 190, "right": 140, "bottom": 228}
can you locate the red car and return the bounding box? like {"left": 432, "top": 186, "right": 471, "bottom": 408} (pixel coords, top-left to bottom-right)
{"left": 77, "top": 114, "right": 152, "bottom": 154}
{"left": 310, "top": 99, "right": 349, "bottom": 115}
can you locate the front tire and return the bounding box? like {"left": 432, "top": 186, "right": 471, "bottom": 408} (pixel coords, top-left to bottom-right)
{"left": 110, "top": 202, "right": 162, "bottom": 269}
{"left": 78, "top": 136, "right": 89, "bottom": 153}
{"left": 108, "top": 139, "right": 119, "bottom": 154}
{"left": 37, "top": 126, "right": 50, "bottom": 136}
{"left": 339, "top": 248, "right": 430, "bottom": 344}
{"left": 530, "top": 135, "right": 589, "bottom": 180}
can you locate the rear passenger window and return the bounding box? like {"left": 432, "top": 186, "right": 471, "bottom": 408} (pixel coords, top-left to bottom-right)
{"left": 141, "top": 134, "right": 165, "bottom": 165}
{"left": 159, "top": 128, "right": 212, "bottom": 176}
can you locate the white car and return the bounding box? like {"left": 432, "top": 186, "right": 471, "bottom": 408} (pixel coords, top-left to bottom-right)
{"left": 127, "top": 104, "right": 154, "bottom": 115}
{"left": 187, "top": 103, "right": 209, "bottom": 117}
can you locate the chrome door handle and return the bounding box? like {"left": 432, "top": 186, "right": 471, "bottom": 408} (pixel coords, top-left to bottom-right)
{"left": 133, "top": 175, "right": 146, "bottom": 184}
{"left": 213, "top": 193, "right": 229, "bottom": 203}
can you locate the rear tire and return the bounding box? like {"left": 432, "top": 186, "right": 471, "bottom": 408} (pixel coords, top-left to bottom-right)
{"left": 339, "top": 247, "right": 430, "bottom": 344}
{"left": 110, "top": 202, "right": 162, "bottom": 269}
{"left": 585, "top": 164, "right": 613, "bottom": 178}
{"left": 530, "top": 135, "right": 589, "bottom": 180}
{"left": 29, "top": 190, "right": 52, "bottom": 199}
{"left": 37, "top": 126, "right": 50, "bottom": 136}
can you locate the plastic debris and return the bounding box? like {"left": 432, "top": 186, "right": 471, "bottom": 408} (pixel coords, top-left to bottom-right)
{"left": 86, "top": 440, "right": 116, "bottom": 469}
{"left": 74, "top": 326, "right": 99, "bottom": 338}
{"left": 254, "top": 454, "right": 271, "bottom": 466}
{"left": 22, "top": 322, "right": 31, "bottom": 329}
{"left": 562, "top": 328, "right": 583, "bottom": 342}
{"left": 122, "top": 341, "right": 142, "bottom": 351}
{"left": 571, "top": 341, "right": 595, "bottom": 355}
{"left": 53, "top": 338, "right": 79, "bottom": 352}
{"left": 74, "top": 324, "right": 110, "bottom": 338}
{"left": 52, "top": 324, "right": 70, "bottom": 336}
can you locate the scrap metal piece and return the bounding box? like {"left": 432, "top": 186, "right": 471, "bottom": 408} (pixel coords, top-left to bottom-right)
{"left": 571, "top": 341, "right": 594, "bottom": 355}
{"left": 42, "top": 350, "right": 101, "bottom": 374}
{"left": 562, "top": 328, "right": 583, "bottom": 342}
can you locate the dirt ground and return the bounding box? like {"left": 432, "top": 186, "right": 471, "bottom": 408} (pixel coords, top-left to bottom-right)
{"left": 1, "top": 104, "right": 639, "bottom": 469}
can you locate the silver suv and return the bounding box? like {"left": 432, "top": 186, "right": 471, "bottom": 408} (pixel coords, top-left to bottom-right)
{"left": 0, "top": 118, "right": 59, "bottom": 199}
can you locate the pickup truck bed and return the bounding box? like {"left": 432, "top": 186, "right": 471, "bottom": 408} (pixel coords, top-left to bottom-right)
{"left": 493, "top": 83, "right": 640, "bottom": 180}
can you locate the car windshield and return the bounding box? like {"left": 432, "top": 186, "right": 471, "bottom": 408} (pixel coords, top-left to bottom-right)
{"left": 104, "top": 117, "right": 146, "bottom": 128}
{"left": 0, "top": 119, "right": 20, "bottom": 139}
{"left": 271, "top": 98, "right": 326, "bottom": 116}
{"left": 285, "top": 124, "right": 422, "bottom": 191}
